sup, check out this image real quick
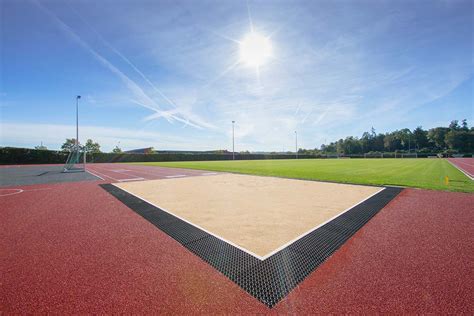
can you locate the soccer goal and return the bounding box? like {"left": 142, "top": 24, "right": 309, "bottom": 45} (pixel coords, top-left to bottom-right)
{"left": 400, "top": 152, "right": 418, "bottom": 158}
{"left": 63, "top": 146, "right": 86, "bottom": 172}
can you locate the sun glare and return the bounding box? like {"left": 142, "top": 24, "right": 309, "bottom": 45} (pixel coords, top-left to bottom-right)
{"left": 239, "top": 32, "right": 272, "bottom": 67}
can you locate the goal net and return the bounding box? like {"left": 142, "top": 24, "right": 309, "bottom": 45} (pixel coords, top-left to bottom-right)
{"left": 63, "top": 147, "right": 86, "bottom": 172}
{"left": 399, "top": 152, "right": 418, "bottom": 158}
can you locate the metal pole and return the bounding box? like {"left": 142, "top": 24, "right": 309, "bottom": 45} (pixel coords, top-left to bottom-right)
{"left": 409, "top": 134, "right": 411, "bottom": 153}
{"left": 232, "top": 121, "right": 235, "bottom": 160}
{"left": 295, "top": 131, "right": 298, "bottom": 159}
{"left": 76, "top": 95, "right": 81, "bottom": 149}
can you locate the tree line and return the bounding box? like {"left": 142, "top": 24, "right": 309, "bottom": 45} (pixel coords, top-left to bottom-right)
{"left": 34, "top": 119, "right": 472, "bottom": 156}
{"left": 300, "top": 119, "right": 473, "bottom": 155}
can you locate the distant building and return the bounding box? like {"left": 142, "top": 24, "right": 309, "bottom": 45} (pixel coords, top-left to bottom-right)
{"left": 124, "top": 148, "right": 233, "bottom": 155}
{"left": 155, "top": 150, "right": 229, "bottom": 154}
{"left": 124, "top": 147, "right": 154, "bottom": 154}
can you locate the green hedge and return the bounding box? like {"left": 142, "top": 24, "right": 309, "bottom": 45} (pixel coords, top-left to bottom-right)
{"left": 0, "top": 147, "right": 321, "bottom": 164}
{"left": 0, "top": 147, "right": 69, "bottom": 164}
{"left": 87, "top": 152, "right": 321, "bottom": 163}
{"left": 1, "top": 147, "right": 471, "bottom": 165}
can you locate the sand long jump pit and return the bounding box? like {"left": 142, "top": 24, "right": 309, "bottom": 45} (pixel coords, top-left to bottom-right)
{"left": 102, "top": 173, "right": 402, "bottom": 307}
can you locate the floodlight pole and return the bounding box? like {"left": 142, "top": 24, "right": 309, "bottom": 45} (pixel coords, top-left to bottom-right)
{"left": 232, "top": 120, "right": 235, "bottom": 160}
{"left": 295, "top": 131, "right": 298, "bottom": 159}
{"left": 76, "top": 95, "right": 81, "bottom": 149}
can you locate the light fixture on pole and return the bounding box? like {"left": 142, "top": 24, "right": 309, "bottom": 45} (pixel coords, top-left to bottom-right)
{"left": 232, "top": 120, "right": 235, "bottom": 160}
{"left": 76, "top": 95, "right": 81, "bottom": 149}
{"left": 295, "top": 131, "right": 298, "bottom": 159}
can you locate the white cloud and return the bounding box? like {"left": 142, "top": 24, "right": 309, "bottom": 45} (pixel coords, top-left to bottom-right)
{"left": 0, "top": 122, "right": 222, "bottom": 152}
{"left": 3, "top": 1, "right": 472, "bottom": 151}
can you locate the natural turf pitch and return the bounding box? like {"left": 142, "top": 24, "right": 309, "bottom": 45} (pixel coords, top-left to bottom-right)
{"left": 132, "top": 159, "right": 474, "bottom": 193}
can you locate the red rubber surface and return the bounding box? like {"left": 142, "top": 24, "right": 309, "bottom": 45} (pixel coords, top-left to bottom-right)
{"left": 1, "top": 181, "right": 266, "bottom": 313}
{"left": 274, "top": 188, "right": 474, "bottom": 314}
{"left": 1, "top": 176, "right": 473, "bottom": 313}
{"left": 85, "top": 163, "right": 217, "bottom": 182}
{"left": 448, "top": 158, "right": 474, "bottom": 178}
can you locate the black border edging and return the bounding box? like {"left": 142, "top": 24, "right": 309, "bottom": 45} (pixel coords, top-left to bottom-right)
{"left": 100, "top": 183, "right": 402, "bottom": 308}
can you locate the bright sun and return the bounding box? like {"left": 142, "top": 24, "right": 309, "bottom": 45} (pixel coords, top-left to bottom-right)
{"left": 239, "top": 32, "right": 272, "bottom": 67}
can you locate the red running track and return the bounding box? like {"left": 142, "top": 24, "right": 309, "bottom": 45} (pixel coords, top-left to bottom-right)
{"left": 448, "top": 158, "right": 474, "bottom": 179}
{"left": 1, "top": 173, "right": 473, "bottom": 312}
{"left": 85, "top": 163, "right": 219, "bottom": 182}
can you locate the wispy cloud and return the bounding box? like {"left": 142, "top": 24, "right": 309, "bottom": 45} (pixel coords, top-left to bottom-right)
{"left": 0, "top": 122, "right": 220, "bottom": 151}
{"left": 32, "top": 0, "right": 214, "bottom": 130}
{"left": 2, "top": 0, "right": 471, "bottom": 150}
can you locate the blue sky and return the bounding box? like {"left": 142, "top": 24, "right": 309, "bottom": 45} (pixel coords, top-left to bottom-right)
{"left": 1, "top": 0, "right": 473, "bottom": 152}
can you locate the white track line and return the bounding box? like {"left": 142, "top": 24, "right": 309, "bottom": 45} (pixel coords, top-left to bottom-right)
{"left": 106, "top": 168, "right": 144, "bottom": 178}
{"left": 0, "top": 187, "right": 53, "bottom": 197}
{"left": 452, "top": 159, "right": 474, "bottom": 167}
{"left": 447, "top": 160, "right": 474, "bottom": 181}
{"left": 259, "top": 187, "right": 386, "bottom": 260}
{"left": 0, "top": 189, "right": 24, "bottom": 197}
{"left": 113, "top": 183, "right": 386, "bottom": 261}
{"left": 113, "top": 184, "right": 265, "bottom": 260}
{"left": 201, "top": 172, "right": 219, "bottom": 176}
{"left": 118, "top": 178, "right": 145, "bottom": 182}
{"left": 108, "top": 167, "right": 178, "bottom": 178}
{"left": 87, "top": 167, "right": 146, "bottom": 182}
{"left": 86, "top": 169, "right": 105, "bottom": 180}
{"left": 165, "top": 175, "right": 187, "bottom": 178}
{"left": 114, "top": 167, "right": 200, "bottom": 178}
{"left": 84, "top": 168, "right": 120, "bottom": 181}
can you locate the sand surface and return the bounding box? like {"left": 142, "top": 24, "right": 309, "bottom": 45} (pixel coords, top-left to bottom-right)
{"left": 115, "top": 174, "right": 381, "bottom": 258}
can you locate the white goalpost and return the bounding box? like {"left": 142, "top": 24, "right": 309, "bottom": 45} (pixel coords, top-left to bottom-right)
{"left": 63, "top": 146, "right": 86, "bottom": 172}
{"left": 400, "top": 152, "right": 418, "bottom": 158}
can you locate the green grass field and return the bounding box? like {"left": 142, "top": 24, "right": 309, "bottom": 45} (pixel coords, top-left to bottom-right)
{"left": 132, "top": 159, "right": 474, "bottom": 193}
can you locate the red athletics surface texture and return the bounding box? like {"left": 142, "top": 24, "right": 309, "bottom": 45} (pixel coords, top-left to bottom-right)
{"left": 1, "top": 180, "right": 473, "bottom": 313}
{"left": 85, "top": 163, "right": 216, "bottom": 182}
{"left": 448, "top": 158, "right": 474, "bottom": 178}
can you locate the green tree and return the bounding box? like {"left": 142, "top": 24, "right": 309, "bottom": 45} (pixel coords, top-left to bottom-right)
{"left": 336, "top": 139, "right": 344, "bottom": 154}
{"left": 445, "top": 130, "right": 474, "bottom": 152}
{"left": 317, "top": 120, "right": 470, "bottom": 154}
{"left": 373, "top": 134, "right": 385, "bottom": 151}
{"left": 427, "top": 127, "right": 449, "bottom": 149}
{"left": 360, "top": 132, "right": 371, "bottom": 152}
{"left": 448, "top": 120, "right": 460, "bottom": 131}
{"left": 396, "top": 128, "right": 413, "bottom": 151}
{"left": 112, "top": 146, "right": 122, "bottom": 153}
{"left": 461, "top": 119, "right": 469, "bottom": 131}
{"left": 384, "top": 133, "right": 401, "bottom": 151}
{"left": 412, "top": 126, "right": 428, "bottom": 149}
{"left": 84, "top": 139, "right": 101, "bottom": 153}
{"left": 61, "top": 138, "right": 77, "bottom": 152}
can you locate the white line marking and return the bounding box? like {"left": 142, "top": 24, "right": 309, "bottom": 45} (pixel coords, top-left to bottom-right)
{"left": 447, "top": 160, "right": 474, "bottom": 181}
{"left": 24, "top": 188, "right": 53, "bottom": 192}
{"left": 113, "top": 184, "right": 387, "bottom": 261}
{"left": 84, "top": 168, "right": 120, "bottom": 181}
{"left": 201, "top": 172, "right": 219, "bottom": 176}
{"left": 113, "top": 184, "right": 266, "bottom": 260}
{"left": 259, "top": 187, "right": 386, "bottom": 260}
{"left": 0, "top": 189, "right": 24, "bottom": 197}
{"left": 111, "top": 169, "right": 132, "bottom": 172}
{"left": 111, "top": 167, "right": 182, "bottom": 178}
{"left": 118, "top": 178, "right": 145, "bottom": 182}
{"left": 86, "top": 169, "right": 105, "bottom": 180}
{"left": 102, "top": 168, "right": 154, "bottom": 180}
{"left": 0, "top": 187, "right": 53, "bottom": 197}
{"left": 165, "top": 175, "right": 187, "bottom": 178}
{"left": 452, "top": 160, "right": 474, "bottom": 167}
